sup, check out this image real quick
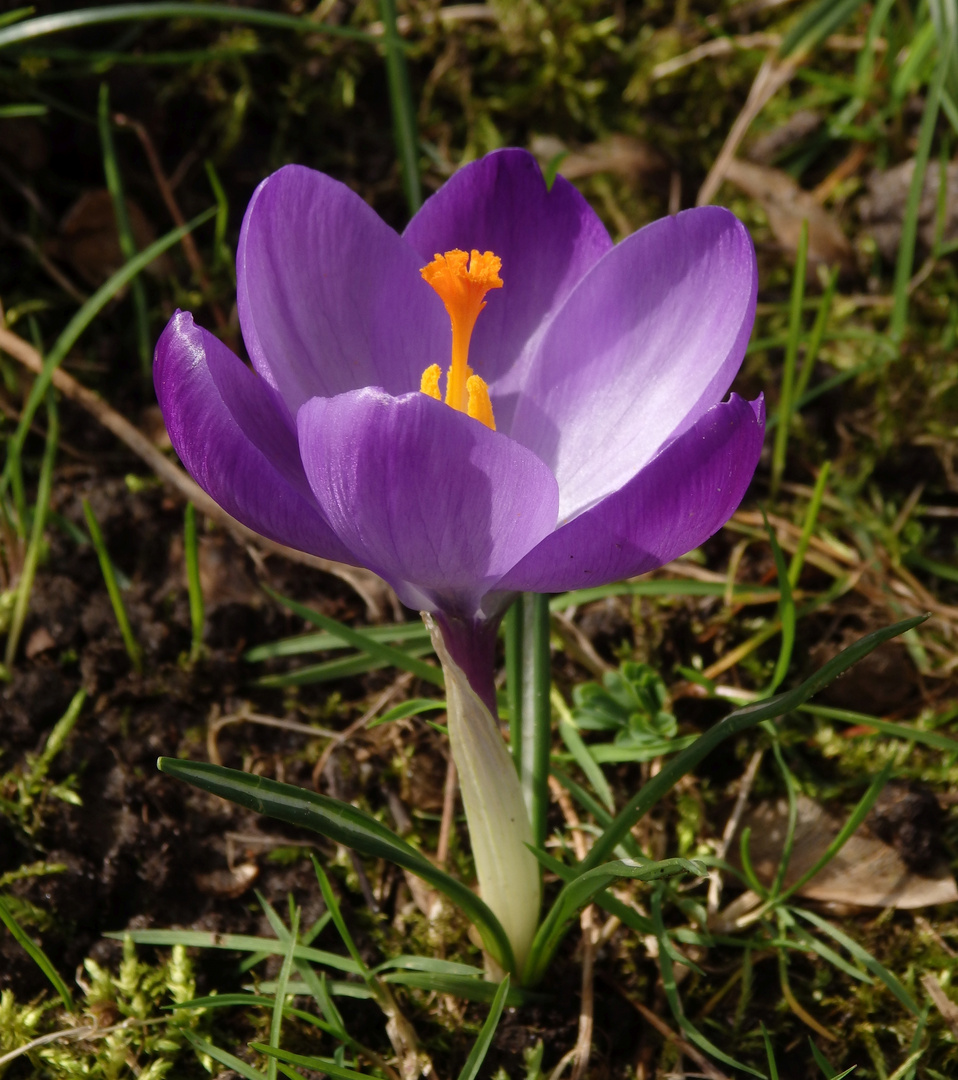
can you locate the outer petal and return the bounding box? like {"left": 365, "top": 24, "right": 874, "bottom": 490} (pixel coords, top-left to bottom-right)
{"left": 297, "top": 388, "right": 560, "bottom": 615}
{"left": 402, "top": 149, "right": 612, "bottom": 426}
{"left": 495, "top": 395, "right": 765, "bottom": 594}
{"left": 510, "top": 206, "right": 757, "bottom": 521}
{"left": 237, "top": 164, "right": 448, "bottom": 413}
{"left": 154, "top": 311, "right": 355, "bottom": 564}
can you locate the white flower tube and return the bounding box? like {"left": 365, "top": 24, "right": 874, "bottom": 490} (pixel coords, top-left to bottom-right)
{"left": 426, "top": 616, "right": 541, "bottom": 976}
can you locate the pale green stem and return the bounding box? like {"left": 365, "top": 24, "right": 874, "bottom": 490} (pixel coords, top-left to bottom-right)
{"left": 426, "top": 615, "right": 541, "bottom": 975}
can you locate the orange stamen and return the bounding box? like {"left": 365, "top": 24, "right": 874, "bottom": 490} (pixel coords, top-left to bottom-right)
{"left": 420, "top": 249, "right": 502, "bottom": 427}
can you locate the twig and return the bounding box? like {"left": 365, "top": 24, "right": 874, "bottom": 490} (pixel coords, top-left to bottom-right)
{"left": 653, "top": 31, "right": 884, "bottom": 81}
{"left": 707, "top": 749, "right": 763, "bottom": 916}
{"left": 311, "top": 671, "right": 414, "bottom": 789}
{"left": 546, "top": 1047, "right": 578, "bottom": 1080}
{"left": 435, "top": 754, "right": 458, "bottom": 867}
{"left": 0, "top": 324, "right": 390, "bottom": 618}
{"left": 0, "top": 1016, "right": 172, "bottom": 1070}
{"left": 207, "top": 706, "right": 341, "bottom": 767}
{"left": 652, "top": 32, "right": 780, "bottom": 80}
{"left": 697, "top": 54, "right": 799, "bottom": 207}
{"left": 113, "top": 113, "right": 229, "bottom": 332}
{"left": 621, "top": 996, "right": 731, "bottom": 1080}
{"left": 549, "top": 776, "right": 596, "bottom": 1080}
{"left": 552, "top": 609, "right": 612, "bottom": 678}
{"left": 0, "top": 212, "right": 88, "bottom": 303}
{"left": 922, "top": 972, "right": 958, "bottom": 1038}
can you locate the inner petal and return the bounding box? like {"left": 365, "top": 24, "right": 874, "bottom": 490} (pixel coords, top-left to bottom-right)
{"left": 509, "top": 206, "right": 757, "bottom": 522}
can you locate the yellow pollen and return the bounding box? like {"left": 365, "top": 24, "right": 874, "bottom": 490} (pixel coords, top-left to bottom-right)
{"left": 420, "top": 363, "right": 442, "bottom": 400}
{"left": 466, "top": 375, "right": 496, "bottom": 431}
{"left": 420, "top": 249, "right": 502, "bottom": 429}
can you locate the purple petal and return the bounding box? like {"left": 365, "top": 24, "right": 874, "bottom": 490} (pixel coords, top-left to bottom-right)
{"left": 154, "top": 311, "right": 355, "bottom": 563}
{"left": 510, "top": 206, "right": 758, "bottom": 521}
{"left": 297, "top": 389, "right": 560, "bottom": 615}
{"left": 237, "top": 164, "right": 448, "bottom": 413}
{"left": 403, "top": 149, "right": 612, "bottom": 426}
{"left": 494, "top": 395, "right": 765, "bottom": 594}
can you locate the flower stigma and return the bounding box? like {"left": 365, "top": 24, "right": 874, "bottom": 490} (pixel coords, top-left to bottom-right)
{"left": 420, "top": 249, "right": 502, "bottom": 430}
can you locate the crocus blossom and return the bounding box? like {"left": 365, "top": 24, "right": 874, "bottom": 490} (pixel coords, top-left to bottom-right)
{"left": 155, "top": 148, "right": 764, "bottom": 975}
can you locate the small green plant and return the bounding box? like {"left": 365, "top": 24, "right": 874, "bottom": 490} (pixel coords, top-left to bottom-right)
{"left": 0, "top": 689, "right": 84, "bottom": 838}
{"left": 0, "top": 937, "right": 202, "bottom": 1079}
{"left": 571, "top": 661, "right": 678, "bottom": 752}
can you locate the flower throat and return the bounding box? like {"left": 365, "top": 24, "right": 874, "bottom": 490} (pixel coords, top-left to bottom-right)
{"left": 420, "top": 249, "right": 502, "bottom": 430}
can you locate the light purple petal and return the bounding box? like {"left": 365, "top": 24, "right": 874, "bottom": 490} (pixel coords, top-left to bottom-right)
{"left": 494, "top": 395, "right": 765, "bottom": 594}
{"left": 297, "top": 389, "right": 560, "bottom": 615}
{"left": 402, "top": 149, "right": 612, "bottom": 427}
{"left": 154, "top": 311, "right": 355, "bottom": 564}
{"left": 510, "top": 206, "right": 758, "bottom": 521}
{"left": 237, "top": 164, "right": 448, "bottom": 413}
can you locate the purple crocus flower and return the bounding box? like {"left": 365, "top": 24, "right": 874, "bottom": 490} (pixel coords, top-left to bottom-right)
{"left": 155, "top": 149, "right": 763, "bottom": 974}
{"left": 156, "top": 149, "right": 762, "bottom": 695}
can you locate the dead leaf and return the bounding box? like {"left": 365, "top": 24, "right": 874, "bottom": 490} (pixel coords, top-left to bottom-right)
{"left": 530, "top": 133, "right": 667, "bottom": 182}
{"left": 194, "top": 861, "right": 259, "bottom": 898}
{"left": 732, "top": 793, "right": 957, "bottom": 909}
{"left": 0, "top": 116, "right": 49, "bottom": 172}
{"left": 868, "top": 780, "right": 945, "bottom": 874}
{"left": 25, "top": 626, "right": 56, "bottom": 658}
{"left": 724, "top": 158, "right": 855, "bottom": 276}
{"left": 45, "top": 189, "right": 172, "bottom": 287}
{"left": 859, "top": 157, "right": 958, "bottom": 261}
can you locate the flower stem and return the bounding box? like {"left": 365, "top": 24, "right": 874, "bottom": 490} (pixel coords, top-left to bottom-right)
{"left": 425, "top": 614, "right": 541, "bottom": 976}
{"left": 504, "top": 593, "right": 552, "bottom": 851}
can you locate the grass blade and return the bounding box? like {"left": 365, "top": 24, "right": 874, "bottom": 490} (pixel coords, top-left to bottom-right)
{"left": 778, "top": 763, "right": 893, "bottom": 906}
{"left": 890, "top": 39, "right": 949, "bottom": 340}
{"left": 0, "top": 893, "right": 75, "bottom": 1011}
{"left": 771, "top": 219, "right": 808, "bottom": 497}
{"left": 156, "top": 757, "right": 515, "bottom": 974}
{"left": 578, "top": 615, "right": 927, "bottom": 873}
{"left": 0, "top": 3, "right": 373, "bottom": 48}
{"left": 183, "top": 1032, "right": 267, "bottom": 1080}
{"left": 377, "top": 0, "right": 421, "bottom": 215}
{"left": 801, "top": 704, "right": 958, "bottom": 752}
{"left": 97, "top": 82, "right": 151, "bottom": 374}
{"left": 245, "top": 621, "right": 432, "bottom": 663}
{"left": 525, "top": 858, "right": 705, "bottom": 984}
{"left": 251, "top": 1044, "right": 374, "bottom": 1080}
{"left": 252, "top": 645, "right": 435, "bottom": 689}
{"left": 764, "top": 511, "right": 796, "bottom": 696}
{"left": 2, "top": 206, "right": 217, "bottom": 498}
{"left": 762, "top": 1022, "right": 779, "bottom": 1080}
{"left": 779, "top": 0, "right": 866, "bottom": 57}
{"left": 310, "top": 858, "right": 370, "bottom": 978}
{"left": 184, "top": 503, "right": 205, "bottom": 661}
{"left": 107, "top": 928, "right": 362, "bottom": 973}
{"left": 4, "top": 393, "right": 58, "bottom": 670}
{"left": 651, "top": 888, "right": 764, "bottom": 1078}
{"left": 82, "top": 498, "right": 142, "bottom": 673}
{"left": 788, "top": 462, "right": 830, "bottom": 588}
{"left": 457, "top": 976, "right": 510, "bottom": 1080}
{"left": 264, "top": 587, "right": 443, "bottom": 689}
{"left": 794, "top": 908, "right": 922, "bottom": 1017}
{"left": 793, "top": 269, "right": 839, "bottom": 410}
{"left": 267, "top": 907, "right": 300, "bottom": 1080}
{"left": 552, "top": 687, "right": 615, "bottom": 813}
